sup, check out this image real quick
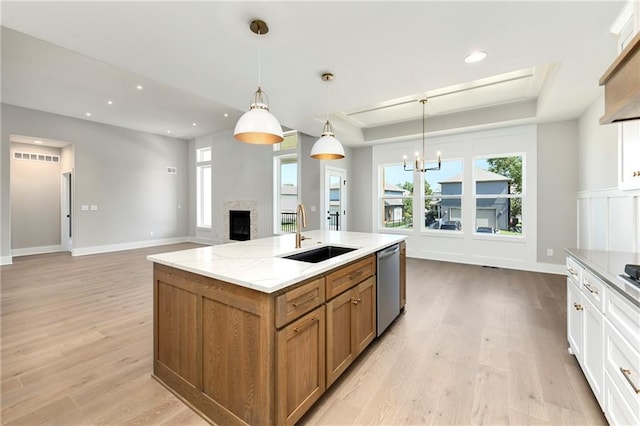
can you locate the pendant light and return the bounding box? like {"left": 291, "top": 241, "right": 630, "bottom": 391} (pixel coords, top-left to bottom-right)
{"left": 234, "top": 19, "right": 284, "bottom": 144}
{"left": 311, "top": 73, "right": 345, "bottom": 160}
{"left": 403, "top": 99, "right": 441, "bottom": 172}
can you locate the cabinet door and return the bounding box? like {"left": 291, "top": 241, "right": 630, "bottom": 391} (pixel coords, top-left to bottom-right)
{"left": 619, "top": 121, "right": 640, "bottom": 190}
{"left": 326, "top": 289, "right": 356, "bottom": 387}
{"left": 582, "top": 295, "right": 604, "bottom": 406}
{"left": 567, "top": 280, "right": 583, "bottom": 362}
{"left": 276, "top": 306, "right": 326, "bottom": 426}
{"left": 354, "top": 276, "right": 376, "bottom": 355}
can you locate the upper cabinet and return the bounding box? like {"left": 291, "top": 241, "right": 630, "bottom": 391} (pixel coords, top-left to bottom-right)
{"left": 599, "top": 31, "right": 640, "bottom": 124}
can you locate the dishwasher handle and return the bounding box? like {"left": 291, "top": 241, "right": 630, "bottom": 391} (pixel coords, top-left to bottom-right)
{"left": 378, "top": 244, "right": 399, "bottom": 259}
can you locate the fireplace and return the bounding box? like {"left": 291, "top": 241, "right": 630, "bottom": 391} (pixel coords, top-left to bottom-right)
{"left": 229, "top": 210, "right": 251, "bottom": 241}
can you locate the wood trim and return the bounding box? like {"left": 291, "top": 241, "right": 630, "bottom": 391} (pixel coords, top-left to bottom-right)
{"left": 600, "top": 32, "right": 640, "bottom": 124}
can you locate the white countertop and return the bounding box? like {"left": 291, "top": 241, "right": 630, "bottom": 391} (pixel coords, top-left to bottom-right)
{"left": 148, "top": 230, "right": 406, "bottom": 293}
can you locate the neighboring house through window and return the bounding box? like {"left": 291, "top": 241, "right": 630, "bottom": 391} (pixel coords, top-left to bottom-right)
{"left": 380, "top": 164, "right": 413, "bottom": 229}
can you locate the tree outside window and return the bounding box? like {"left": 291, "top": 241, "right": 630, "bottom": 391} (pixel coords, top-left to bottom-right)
{"left": 475, "top": 155, "right": 523, "bottom": 235}
{"left": 381, "top": 164, "right": 413, "bottom": 229}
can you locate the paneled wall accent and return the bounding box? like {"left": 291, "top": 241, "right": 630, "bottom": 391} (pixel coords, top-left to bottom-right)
{"left": 577, "top": 188, "right": 640, "bottom": 252}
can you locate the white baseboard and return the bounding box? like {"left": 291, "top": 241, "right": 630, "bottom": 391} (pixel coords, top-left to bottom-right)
{"left": 12, "top": 245, "right": 63, "bottom": 257}
{"left": 406, "top": 251, "right": 566, "bottom": 276}
{"left": 1, "top": 256, "right": 13, "bottom": 266}
{"left": 187, "top": 236, "right": 214, "bottom": 245}
{"left": 72, "top": 237, "right": 189, "bottom": 257}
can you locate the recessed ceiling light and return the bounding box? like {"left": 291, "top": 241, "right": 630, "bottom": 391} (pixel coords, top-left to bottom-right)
{"left": 224, "top": 113, "right": 229, "bottom": 118}
{"left": 166, "top": 130, "right": 171, "bottom": 134}
{"left": 464, "top": 51, "right": 487, "bottom": 63}
{"left": 136, "top": 85, "right": 143, "bottom": 90}
{"left": 107, "top": 100, "right": 113, "bottom": 105}
{"left": 192, "top": 122, "right": 197, "bottom": 126}
{"left": 33, "top": 140, "right": 43, "bottom": 145}
{"left": 85, "top": 112, "right": 92, "bottom": 117}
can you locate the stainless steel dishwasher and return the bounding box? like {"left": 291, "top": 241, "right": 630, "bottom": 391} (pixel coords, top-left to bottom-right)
{"left": 376, "top": 243, "right": 400, "bottom": 336}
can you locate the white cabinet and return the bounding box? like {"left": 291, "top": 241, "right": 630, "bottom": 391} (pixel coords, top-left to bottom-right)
{"left": 582, "top": 294, "right": 605, "bottom": 407}
{"left": 619, "top": 121, "right": 640, "bottom": 190}
{"left": 566, "top": 254, "right": 640, "bottom": 422}
{"left": 567, "top": 279, "right": 584, "bottom": 361}
{"left": 603, "top": 289, "right": 640, "bottom": 425}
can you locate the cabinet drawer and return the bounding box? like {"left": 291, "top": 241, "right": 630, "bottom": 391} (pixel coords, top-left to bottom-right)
{"left": 606, "top": 288, "right": 640, "bottom": 350}
{"left": 582, "top": 269, "right": 605, "bottom": 313}
{"left": 566, "top": 257, "right": 582, "bottom": 285}
{"left": 605, "top": 371, "right": 640, "bottom": 426}
{"left": 325, "top": 255, "right": 375, "bottom": 300}
{"left": 276, "top": 277, "right": 325, "bottom": 328}
{"left": 604, "top": 319, "right": 640, "bottom": 416}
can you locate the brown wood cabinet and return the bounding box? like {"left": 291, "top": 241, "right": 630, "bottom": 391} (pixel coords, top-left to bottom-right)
{"left": 326, "top": 276, "right": 376, "bottom": 387}
{"left": 600, "top": 32, "right": 640, "bottom": 124}
{"left": 153, "top": 249, "right": 402, "bottom": 425}
{"left": 276, "top": 306, "right": 325, "bottom": 426}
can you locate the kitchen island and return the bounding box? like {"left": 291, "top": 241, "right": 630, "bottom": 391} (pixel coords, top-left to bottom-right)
{"left": 147, "top": 230, "right": 406, "bottom": 426}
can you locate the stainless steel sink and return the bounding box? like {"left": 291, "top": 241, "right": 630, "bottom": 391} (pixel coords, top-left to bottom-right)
{"left": 282, "top": 245, "right": 356, "bottom": 263}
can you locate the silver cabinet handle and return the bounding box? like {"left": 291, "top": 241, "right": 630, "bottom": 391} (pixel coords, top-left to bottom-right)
{"left": 573, "top": 302, "right": 583, "bottom": 311}
{"left": 583, "top": 282, "right": 599, "bottom": 295}
{"left": 620, "top": 368, "right": 640, "bottom": 394}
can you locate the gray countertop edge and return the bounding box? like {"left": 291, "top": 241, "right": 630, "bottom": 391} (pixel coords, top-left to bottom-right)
{"left": 564, "top": 248, "right": 640, "bottom": 309}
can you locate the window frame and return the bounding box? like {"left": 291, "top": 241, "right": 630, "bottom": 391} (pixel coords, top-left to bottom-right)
{"left": 196, "top": 147, "right": 212, "bottom": 229}
{"left": 422, "top": 158, "right": 464, "bottom": 233}
{"left": 273, "top": 131, "right": 299, "bottom": 235}
{"left": 472, "top": 153, "right": 525, "bottom": 237}
{"left": 379, "top": 163, "right": 414, "bottom": 232}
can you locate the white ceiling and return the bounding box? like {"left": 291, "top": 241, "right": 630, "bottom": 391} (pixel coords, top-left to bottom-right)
{"left": 0, "top": 1, "right": 624, "bottom": 147}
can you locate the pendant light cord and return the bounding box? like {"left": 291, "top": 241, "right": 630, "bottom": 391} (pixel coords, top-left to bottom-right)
{"left": 257, "top": 28, "right": 262, "bottom": 88}
{"left": 325, "top": 78, "right": 330, "bottom": 122}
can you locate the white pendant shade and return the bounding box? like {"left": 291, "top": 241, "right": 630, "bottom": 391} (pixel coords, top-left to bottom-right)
{"left": 311, "top": 132, "right": 345, "bottom": 160}
{"left": 234, "top": 102, "right": 284, "bottom": 144}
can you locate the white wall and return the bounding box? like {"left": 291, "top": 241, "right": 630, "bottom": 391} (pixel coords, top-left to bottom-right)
{"left": 578, "top": 95, "right": 619, "bottom": 191}
{"left": 576, "top": 95, "right": 640, "bottom": 253}
{"left": 350, "top": 146, "right": 374, "bottom": 233}
{"left": 372, "top": 124, "right": 542, "bottom": 271}
{"left": 10, "top": 143, "right": 62, "bottom": 251}
{"left": 537, "top": 121, "right": 579, "bottom": 264}
{"left": 1, "top": 104, "right": 189, "bottom": 262}
{"left": 192, "top": 131, "right": 274, "bottom": 244}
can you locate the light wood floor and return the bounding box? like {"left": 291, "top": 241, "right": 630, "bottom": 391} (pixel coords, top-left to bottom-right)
{"left": 1, "top": 244, "right": 606, "bottom": 425}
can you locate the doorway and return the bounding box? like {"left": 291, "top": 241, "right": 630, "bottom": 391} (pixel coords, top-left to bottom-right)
{"left": 324, "top": 166, "right": 347, "bottom": 231}
{"left": 61, "top": 172, "right": 73, "bottom": 252}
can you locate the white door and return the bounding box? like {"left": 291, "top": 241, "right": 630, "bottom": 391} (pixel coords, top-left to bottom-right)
{"left": 325, "top": 166, "right": 347, "bottom": 231}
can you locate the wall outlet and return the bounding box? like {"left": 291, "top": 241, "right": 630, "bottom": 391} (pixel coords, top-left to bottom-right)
{"left": 547, "top": 248, "right": 554, "bottom": 257}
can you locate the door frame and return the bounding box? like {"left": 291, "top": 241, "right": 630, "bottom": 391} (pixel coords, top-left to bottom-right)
{"left": 61, "top": 171, "right": 73, "bottom": 252}
{"left": 322, "top": 165, "right": 347, "bottom": 231}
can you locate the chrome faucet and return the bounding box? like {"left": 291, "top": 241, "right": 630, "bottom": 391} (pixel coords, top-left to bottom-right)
{"left": 295, "top": 204, "right": 308, "bottom": 248}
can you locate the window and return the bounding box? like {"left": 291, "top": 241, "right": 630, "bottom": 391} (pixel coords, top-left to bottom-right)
{"left": 196, "top": 147, "right": 212, "bottom": 228}
{"left": 380, "top": 164, "right": 413, "bottom": 229}
{"left": 474, "top": 155, "right": 523, "bottom": 235}
{"left": 273, "top": 131, "right": 299, "bottom": 234}
{"left": 424, "top": 160, "right": 464, "bottom": 231}
{"left": 273, "top": 132, "right": 298, "bottom": 151}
